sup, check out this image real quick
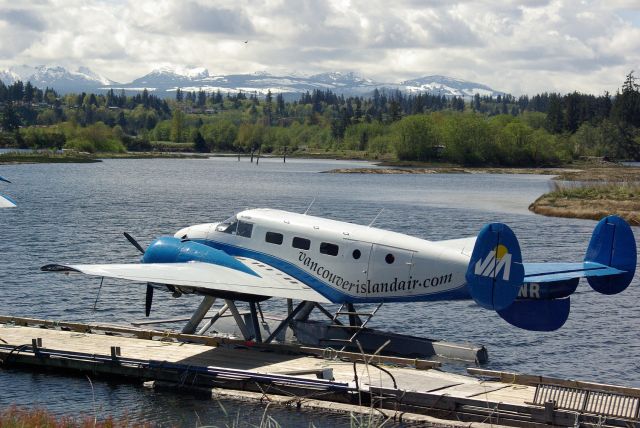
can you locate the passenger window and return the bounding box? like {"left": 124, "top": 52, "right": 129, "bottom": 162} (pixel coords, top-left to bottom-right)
{"left": 236, "top": 221, "right": 253, "bottom": 238}
{"left": 292, "top": 237, "right": 310, "bottom": 250}
{"left": 265, "top": 231, "right": 283, "bottom": 245}
{"left": 320, "top": 242, "right": 339, "bottom": 256}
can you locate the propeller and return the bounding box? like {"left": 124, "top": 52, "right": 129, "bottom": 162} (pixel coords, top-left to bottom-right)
{"left": 145, "top": 285, "right": 154, "bottom": 317}
{"left": 124, "top": 232, "right": 145, "bottom": 254}
{"left": 123, "top": 232, "right": 154, "bottom": 317}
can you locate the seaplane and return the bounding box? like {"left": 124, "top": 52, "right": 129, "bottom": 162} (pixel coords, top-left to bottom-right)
{"left": 0, "top": 176, "right": 16, "bottom": 208}
{"left": 42, "top": 209, "right": 636, "bottom": 359}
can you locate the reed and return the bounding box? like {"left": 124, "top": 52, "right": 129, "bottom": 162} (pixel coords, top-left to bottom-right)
{"left": 0, "top": 405, "right": 146, "bottom": 428}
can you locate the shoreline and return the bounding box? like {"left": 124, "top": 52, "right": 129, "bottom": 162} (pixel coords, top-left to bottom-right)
{"left": 3, "top": 151, "right": 638, "bottom": 225}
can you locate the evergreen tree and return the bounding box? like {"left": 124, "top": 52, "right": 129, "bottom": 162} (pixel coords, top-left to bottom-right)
{"left": 1, "top": 103, "right": 21, "bottom": 131}
{"left": 193, "top": 130, "right": 208, "bottom": 152}
{"left": 170, "top": 109, "right": 185, "bottom": 143}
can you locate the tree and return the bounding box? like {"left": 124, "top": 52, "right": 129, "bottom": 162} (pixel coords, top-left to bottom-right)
{"left": 612, "top": 71, "right": 640, "bottom": 128}
{"left": 1, "top": 104, "right": 21, "bottom": 132}
{"left": 546, "top": 94, "right": 564, "bottom": 133}
{"left": 170, "top": 109, "right": 185, "bottom": 143}
{"left": 264, "top": 90, "right": 273, "bottom": 126}
{"left": 193, "top": 130, "right": 207, "bottom": 152}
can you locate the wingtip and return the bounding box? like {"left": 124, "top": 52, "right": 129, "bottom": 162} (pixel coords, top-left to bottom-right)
{"left": 41, "top": 264, "right": 80, "bottom": 273}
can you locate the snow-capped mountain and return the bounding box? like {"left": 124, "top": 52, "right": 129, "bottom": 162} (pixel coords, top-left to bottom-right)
{"left": 116, "top": 69, "right": 505, "bottom": 98}
{"left": 0, "top": 64, "right": 504, "bottom": 99}
{"left": 0, "top": 65, "right": 117, "bottom": 92}
{"left": 399, "top": 75, "right": 500, "bottom": 98}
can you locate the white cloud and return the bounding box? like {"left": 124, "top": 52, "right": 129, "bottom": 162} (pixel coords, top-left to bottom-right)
{"left": 0, "top": 0, "right": 638, "bottom": 94}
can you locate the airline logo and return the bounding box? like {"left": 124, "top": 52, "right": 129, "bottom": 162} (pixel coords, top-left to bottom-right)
{"left": 474, "top": 244, "right": 512, "bottom": 281}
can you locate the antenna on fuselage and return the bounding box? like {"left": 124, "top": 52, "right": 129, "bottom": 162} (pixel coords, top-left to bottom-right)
{"left": 303, "top": 198, "right": 315, "bottom": 215}
{"left": 368, "top": 208, "right": 384, "bottom": 227}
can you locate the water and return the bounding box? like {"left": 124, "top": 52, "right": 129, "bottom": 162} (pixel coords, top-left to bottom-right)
{"left": 0, "top": 157, "right": 638, "bottom": 426}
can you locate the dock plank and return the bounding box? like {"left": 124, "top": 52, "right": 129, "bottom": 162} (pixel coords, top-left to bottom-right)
{"left": 7, "top": 321, "right": 635, "bottom": 428}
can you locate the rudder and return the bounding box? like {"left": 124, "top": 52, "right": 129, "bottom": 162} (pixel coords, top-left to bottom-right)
{"left": 465, "top": 223, "right": 524, "bottom": 311}
{"left": 585, "top": 215, "right": 637, "bottom": 295}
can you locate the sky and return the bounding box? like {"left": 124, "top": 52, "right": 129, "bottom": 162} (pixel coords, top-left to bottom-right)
{"left": 0, "top": 0, "right": 639, "bottom": 95}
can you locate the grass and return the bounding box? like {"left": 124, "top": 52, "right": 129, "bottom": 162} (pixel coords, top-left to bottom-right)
{"left": 0, "top": 405, "right": 149, "bottom": 428}
{"left": 0, "top": 151, "right": 211, "bottom": 164}
{"left": 0, "top": 152, "right": 100, "bottom": 164}
{"left": 529, "top": 180, "right": 640, "bottom": 225}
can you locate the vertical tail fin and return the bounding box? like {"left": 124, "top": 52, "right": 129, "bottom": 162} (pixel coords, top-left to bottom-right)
{"left": 465, "top": 223, "right": 524, "bottom": 311}
{"left": 585, "top": 215, "right": 636, "bottom": 295}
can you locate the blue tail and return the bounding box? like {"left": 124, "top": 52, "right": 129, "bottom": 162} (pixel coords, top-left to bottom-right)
{"left": 584, "top": 215, "right": 636, "bottom": 295}
{"left": 465, "top": 223, "right": 524, "bottom": 311}
{"left": 466, "top": 216, "right": 636, "bottom": 332}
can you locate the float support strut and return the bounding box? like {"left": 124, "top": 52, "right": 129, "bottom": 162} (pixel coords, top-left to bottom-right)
{"left": 196, "top": 303, "right": 229, "bottom": 335}
{"left": 181, "top": 296, "right": 216, "bottom": 334}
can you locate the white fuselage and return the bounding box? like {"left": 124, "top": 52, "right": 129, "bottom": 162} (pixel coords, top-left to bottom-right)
{"left": 175, "top": 209, "right": 473, "bottom": 303}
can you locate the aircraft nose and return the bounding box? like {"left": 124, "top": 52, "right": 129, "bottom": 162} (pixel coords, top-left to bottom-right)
{"left": 174, "top": 226, "right": 190, "bottom": 239}
{"left": 174, "top": 223, "right": 213, "bottom": 240}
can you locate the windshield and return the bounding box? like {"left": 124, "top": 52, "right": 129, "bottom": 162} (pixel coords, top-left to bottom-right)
{"left": 215, "top": 215, "right": 238, "bottom": 233}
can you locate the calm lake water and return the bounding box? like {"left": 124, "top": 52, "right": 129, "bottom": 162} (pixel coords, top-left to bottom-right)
{"left": 0, "top": 157, "right": 638, "bottom": 426}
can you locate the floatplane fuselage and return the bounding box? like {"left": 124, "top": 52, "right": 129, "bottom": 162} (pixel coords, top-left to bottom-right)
{"left": 176, "top": 209, "right": 471, "bottom": 304}
{"left": 43, "top": 208, "right": 637, "bottom": 332}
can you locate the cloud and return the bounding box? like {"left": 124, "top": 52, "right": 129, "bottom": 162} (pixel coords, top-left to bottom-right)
{"left": 0, "top": 0, "right": 639, "bottom": 94}
{"left": 174, "top": 2, "right": 255, "bottom": 35}
{"left": 0, "top": 9, "right": 46, "bottom": 31}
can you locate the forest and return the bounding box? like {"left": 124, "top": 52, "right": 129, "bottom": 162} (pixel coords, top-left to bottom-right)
{"left": 1, "top": 72, "right": 639, "bottom": 166}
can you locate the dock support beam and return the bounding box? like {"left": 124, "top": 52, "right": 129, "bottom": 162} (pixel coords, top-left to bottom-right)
{"left": 181, "top": 296, "right": 216, "bottom": 334}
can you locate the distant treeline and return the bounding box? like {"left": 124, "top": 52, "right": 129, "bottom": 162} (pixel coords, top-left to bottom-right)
{"left": 1, "top": 72, "right": 639, "bottom": 164}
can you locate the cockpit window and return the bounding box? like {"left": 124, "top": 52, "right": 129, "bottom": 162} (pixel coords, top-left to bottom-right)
{"left": 216, "top": 215, "right": 238, "bottom": 234}
{"left": 237, "top": 221, "right": 253, "bottom": 238}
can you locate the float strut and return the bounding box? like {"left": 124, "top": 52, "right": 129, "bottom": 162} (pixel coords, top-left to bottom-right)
{"left": 225, "top": 299, "right": 252, "bottom": 340}
{"left": 249, "top": 302, "right": 262, "bottom": 343}
{"left": 196, "top": 303, "right": 229, "bottom": 335}
{"left": 181, "top": 296, "right": 216, "bottom": 334}
{"left": 294, "top": 301, "right": 315, "bottom": 322}
{"left": 264, "top": 301, "right": 308, "bottom": 344}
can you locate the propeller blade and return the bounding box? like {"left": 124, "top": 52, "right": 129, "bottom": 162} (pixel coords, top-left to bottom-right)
{"left": 124, "top": 232, "right": 145, "bottom": 254}
{"left": 145, "top": 284, "right": 153, "bottom": 317}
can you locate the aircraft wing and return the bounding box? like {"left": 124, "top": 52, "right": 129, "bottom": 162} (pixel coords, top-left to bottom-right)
{"left": 43, "top": 257, "right": 331, "bottom": 303}
{"left": 0, "top": 193, "right": 16, "bottom": 208}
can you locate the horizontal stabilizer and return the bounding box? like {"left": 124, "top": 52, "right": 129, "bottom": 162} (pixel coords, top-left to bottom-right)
{"left": 497, "top": 298, "right": 570, "bottom": 331}
{"left": 0, "top": 176, "right": 11, "bottom": 183}
{"left": 524, "top": 262, "right": 625, "bottom": 283}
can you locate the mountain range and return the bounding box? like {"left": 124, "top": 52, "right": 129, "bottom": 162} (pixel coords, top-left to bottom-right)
{"left": 0, "top": 65, "right": 504, "bottom": 99}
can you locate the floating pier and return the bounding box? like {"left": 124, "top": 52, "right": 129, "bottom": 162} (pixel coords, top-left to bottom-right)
{"left": 1, "top": 315, "right": 639, "bottom": 427}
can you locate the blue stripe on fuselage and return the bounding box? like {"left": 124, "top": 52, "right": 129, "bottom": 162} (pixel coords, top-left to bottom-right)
{"left": 194, "top": 238, "right": 471, "bottom": 303}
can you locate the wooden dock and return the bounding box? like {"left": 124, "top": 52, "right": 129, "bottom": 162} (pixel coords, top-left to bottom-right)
{"left": 1, "top": 315, "right": 639, "bottom": 427}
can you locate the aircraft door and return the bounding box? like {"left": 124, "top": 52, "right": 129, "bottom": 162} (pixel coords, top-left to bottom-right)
{"left": 344, "top": 241, "right": 372, "bottom": 285}
{"left": 367, "top": 244, "right": 414, "bottom": 284}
